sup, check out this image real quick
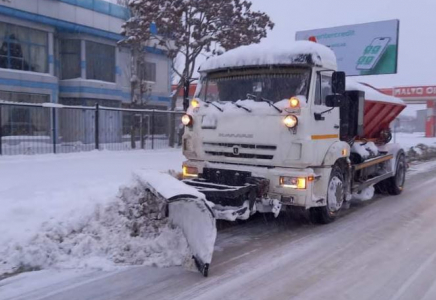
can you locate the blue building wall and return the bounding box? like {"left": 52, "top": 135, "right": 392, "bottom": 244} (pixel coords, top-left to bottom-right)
{"left": 0, "top": 0, "right": 171, "bottom": 107}
{"left": 58, "top": 0, "right": 130, "bottom": 19}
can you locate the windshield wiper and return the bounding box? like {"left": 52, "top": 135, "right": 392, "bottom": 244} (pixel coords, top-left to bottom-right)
{"left": 232, "top": 102, "right": 252, "bottom": 113}
{"left": 205, "top": 100, "right": 223, "bottom": 112}
{"left": 247, "top": 94, "right": 282, "bottom": 113}
{"left": 258, "top": 97, "right": 283, "bottom": 113}
{"left": 246, "top": 93, "right": 257, "bottom": 100}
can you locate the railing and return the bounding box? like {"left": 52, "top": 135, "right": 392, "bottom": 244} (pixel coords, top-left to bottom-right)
{"left": 0, "top": 101, "right": 184, "bottom": 155}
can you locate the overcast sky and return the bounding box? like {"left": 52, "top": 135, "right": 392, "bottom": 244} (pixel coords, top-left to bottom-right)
{"left": 250, "top": 0, "right": 435, "bottom": 89}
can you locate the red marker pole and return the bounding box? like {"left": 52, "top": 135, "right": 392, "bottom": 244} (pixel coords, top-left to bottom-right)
{"left": 426, "top": 100, "right": 436, "bottom": 137}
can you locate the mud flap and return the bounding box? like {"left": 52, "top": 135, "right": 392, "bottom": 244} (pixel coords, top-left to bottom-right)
{"left": 168, "top": 196, "right": 216, "bottom": 277}
{"left": 134, "top": 170, "right": 217, "bottom": 277}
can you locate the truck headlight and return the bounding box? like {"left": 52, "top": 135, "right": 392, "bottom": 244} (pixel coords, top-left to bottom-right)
{"left": 191, "top": 99, "right": 200, "bottom": 108}
{"left": 280, "top": 176, "right": 306, "bottom": 189}
{"left": 284, "top": 115, "right": 298, "bottom": 128}
{"left": 182, "top": 114, "right": 193, "bottom": 127}
{"left": 183, "top": 165, "right": 199, "bottom": 178}
{"left": 289, "top": 97, "right": 300, "bottom": 108}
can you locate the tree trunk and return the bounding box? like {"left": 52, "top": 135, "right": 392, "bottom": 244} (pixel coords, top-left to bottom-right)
{"left": 130, "top": 125, "right": 136, "bottom": 149}
{"left": 130, "top": 48, "right": 137, "bottom": 149}
{"left": 183, "top": 80, "right": 190, "bottom": 111}
{"left": 168, "top": 81, "right": 184, "bottom": 147}
{"left": 183, "top": 47, "right": 191, "bottom": 111}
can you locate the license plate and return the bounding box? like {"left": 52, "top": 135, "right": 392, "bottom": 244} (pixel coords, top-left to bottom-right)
{"left": 201, "top": 115, "right": 217, "bottom": 129}
{"left": 281, "top": 196, "right": 295, "bottom": 204}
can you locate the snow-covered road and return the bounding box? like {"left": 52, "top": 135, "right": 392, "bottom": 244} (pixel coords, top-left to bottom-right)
{"left": 2, "top": 159, "right": 436, "bottom": 300}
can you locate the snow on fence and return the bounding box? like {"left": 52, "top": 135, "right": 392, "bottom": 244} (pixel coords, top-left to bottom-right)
{"left": 0, "top": 101, "right": 185, "bottom": 156}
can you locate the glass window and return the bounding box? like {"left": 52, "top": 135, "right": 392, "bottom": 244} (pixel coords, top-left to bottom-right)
{"left": 0, "top": 22, "right": 48, "bottom": 73}
{"left": 199, "top": 68, "right": 311, "bottom": 103}
{"left": 315, "top": 74, "right": 332, "bottom": 105}
{"left": 139, "top": 61, "right": 156, "bottom": 82}
{"left": 0, "top": 90, "right": 49, "bottom": 103}
{"left": 53, "top": 38, "right": 59, "bottom": 77}
{"left": 0, "top": 23, "right": 6, "bottom": 39}
{"left": 29, "top": 28, "right": 48, "bottom": 45}
{"left": 29, "top": 45, "right": 47, "bottom": 73}
{"left": 60, "top": 40, "right": 81, "bottom": 79}
{"left": 86, "top": 41, "right": 115, "bottom": 82}
{"left": 59, "top": 97, "right": 121, "bottom": 108}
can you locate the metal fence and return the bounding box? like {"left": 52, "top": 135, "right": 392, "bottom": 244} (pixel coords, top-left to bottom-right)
{"left": 0, "top": 101, "right": 185, "bottom": 155}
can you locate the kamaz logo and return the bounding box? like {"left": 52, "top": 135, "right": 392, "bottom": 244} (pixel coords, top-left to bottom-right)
{"left": 218, "top": 133, "right": 254, "bottom": 138}
{"left": 233, "top": 146, "right": 240, "bottom": 156}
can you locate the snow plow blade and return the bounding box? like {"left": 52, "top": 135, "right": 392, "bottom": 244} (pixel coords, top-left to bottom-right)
{"left": 134, "top": 171, "right": 217, "bottom": 277}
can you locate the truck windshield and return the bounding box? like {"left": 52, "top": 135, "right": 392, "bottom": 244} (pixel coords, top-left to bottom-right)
{"left": 198, "top": 68, "right": 311, "bottom": 103}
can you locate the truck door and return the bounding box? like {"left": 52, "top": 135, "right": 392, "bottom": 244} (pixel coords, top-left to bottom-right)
{"left": 310, "top": 73, "right": 341, "bottom": 165}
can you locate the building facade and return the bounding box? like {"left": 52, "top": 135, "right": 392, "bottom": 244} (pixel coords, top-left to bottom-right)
{"left": 0, "top": 0, "right": 172, "bottom": 108}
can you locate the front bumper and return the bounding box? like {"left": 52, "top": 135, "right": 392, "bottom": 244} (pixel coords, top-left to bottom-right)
{"left": 183, "top": 160, "right": 316, "bottom": 208}
{"left": 184, "top": 178, "right": 257, "bottom": 207}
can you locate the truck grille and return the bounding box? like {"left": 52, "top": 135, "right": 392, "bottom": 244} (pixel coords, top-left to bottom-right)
{"left": 203, "top": 142, "right": 276, "bottom": 150}
{"left": 203, "top": 142, "right": 276, "bottom": 160}
{"left": 205, "top": 151, "right": 274, "bottom": 160}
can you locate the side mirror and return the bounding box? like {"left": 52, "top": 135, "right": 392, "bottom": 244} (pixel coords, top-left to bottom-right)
{"left": 325, "top": 94, "right": 344, "bottom": 108}
{"left": 332, "top": 71, "right": 346, "bottom": 94}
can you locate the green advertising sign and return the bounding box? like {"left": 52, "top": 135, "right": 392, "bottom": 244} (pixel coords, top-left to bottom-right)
{"left": 296, "top": 20, "right": 399, "bottom": 76}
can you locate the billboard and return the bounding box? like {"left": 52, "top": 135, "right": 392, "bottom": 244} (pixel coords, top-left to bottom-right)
{"left": 296, "top": 20, "right": 399, "bottom": 76}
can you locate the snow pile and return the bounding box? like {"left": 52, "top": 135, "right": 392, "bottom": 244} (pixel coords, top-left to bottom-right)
{"left": 406, "top": 143, "right": 436, "bottom": 162}
{"left": 353, "top": 186, "right": 375, "bottom": 201}
{"left": 199, "top": 41, "right": 337, "bottom": 72}
{"left": 0, "top": 150, "right": 186, "bottom": 277}
{"left": 351, "top": 143, "right": 370, "bottom": 158}
{"left": 351, "top": 142, "right": 379, "bottom": 159}
{"left": 0, "top": 174, "right": 190, "bottom": 275}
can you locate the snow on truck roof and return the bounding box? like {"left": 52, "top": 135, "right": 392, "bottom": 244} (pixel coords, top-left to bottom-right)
{"left": 199, "top": 41, "right": 338, "bottom": 72}
{"left": 346, "top": 79, "right": 406, "bottom": 106}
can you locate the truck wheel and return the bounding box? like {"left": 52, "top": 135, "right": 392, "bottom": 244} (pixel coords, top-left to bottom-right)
{"left": 386, "top": 153, "right": 406, "bottom": 195}
{"left": 374, "top": 181, "right": 387, "bottom": 194}
{"left": 311, "top": 166, "right": 345, "bottom": 224}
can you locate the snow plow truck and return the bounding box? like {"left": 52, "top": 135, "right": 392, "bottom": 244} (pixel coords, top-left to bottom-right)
{"left": 145, "top": 40, "right": 406, "bottom": 277}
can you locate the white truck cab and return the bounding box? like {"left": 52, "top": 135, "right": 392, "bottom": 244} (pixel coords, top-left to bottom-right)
{"left": 181, "top": 41, "right": 406, "bottom": 223}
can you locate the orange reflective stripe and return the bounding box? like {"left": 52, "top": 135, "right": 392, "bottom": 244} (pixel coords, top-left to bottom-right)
{"left": 311, "top": 134, "right": 339, "bottom": 140}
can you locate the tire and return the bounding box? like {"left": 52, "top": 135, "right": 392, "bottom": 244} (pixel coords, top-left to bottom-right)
{"left": 386, "top": 153, "right": 406, "bottom": 195}
{"left": 374, "top": 180, "right": 388, "bottom": 194}
{"left": 310, "top": 165, "right": 345, "bottom": 224}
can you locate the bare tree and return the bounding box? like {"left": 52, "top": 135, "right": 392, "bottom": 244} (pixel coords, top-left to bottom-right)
{"left": 119, "top": 34, "right": 153, "bottom": 149}
{"left": 121, "top": 0, "right": 274, "bottom": 145}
